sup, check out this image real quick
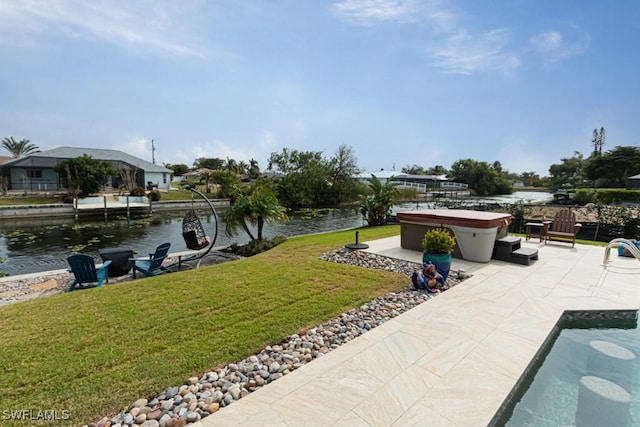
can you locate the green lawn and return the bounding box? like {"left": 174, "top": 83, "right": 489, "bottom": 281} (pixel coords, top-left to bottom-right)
{"left": 0, "top": 196, "right": 63, "bottom": 205}
{"left": 0, "top": 226, "right": 405, "bottom": 426}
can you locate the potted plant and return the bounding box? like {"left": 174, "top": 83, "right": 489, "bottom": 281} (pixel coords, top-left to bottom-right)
{"left": 421, "top": 227, "right": 456, "bottom": 282}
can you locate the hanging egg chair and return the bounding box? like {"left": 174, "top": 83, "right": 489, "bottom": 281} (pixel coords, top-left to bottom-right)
{"left": 178, "top": 186, "right": 218, "bottom": 266}
{"left": 182, "top": 209, "right": 210, "bottom": 250}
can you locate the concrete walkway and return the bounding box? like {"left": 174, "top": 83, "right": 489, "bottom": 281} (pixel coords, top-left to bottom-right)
{"left": 196, "top": 237, "right": 640, "bottom": 426}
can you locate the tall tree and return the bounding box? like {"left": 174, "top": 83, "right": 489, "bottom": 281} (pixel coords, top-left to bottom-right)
{"left": 519, "top": 172, "right": 538, "bottom": 187}
{"left": 238, "top": 160, "right": 248, "bottom": 175}
{"left": 328, "top": 144, "right": 361, "bottom": 203}
{"left": 267, "top": 148, "right": 331, "bottom": 208}
{"left": 401, "top": 164, "right": 425, "bottom": 175}
{"left": 193, "top": 157, "right": 224, "bottom": 170}
{"left": 267, "top": 146, "right": 362, "bottom": 208}
{"left": 225, "top": 157, "right": 238, "bottom": 173}
{"left": 53, "top": 155, "right": 118, "bottom": 196}
{"left": 2, "top": 137, "right": 39, "bottom": 157}
{"left": 548, "top": 152, "right": 586, "bottom": 190}
{"left": 448, "top": 159, "right": 511, "bottom": 196}
{"left": 592, "top": 127, "right": 605, "bottom": 156}
{"left": 248, "top": 158, "right": 260, "bottom": 180}
{"left": 164, "top": 163, "right": 189, "bottom": 176}
{"left": 585, "top": 146, "right": 640, "bottom": 187}
{"left": 426, "top": 165, "right": 448, "bottom": 176}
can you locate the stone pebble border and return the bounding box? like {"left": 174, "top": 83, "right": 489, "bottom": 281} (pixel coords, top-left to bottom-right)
{"left": 87, "top": 248, "right": 470, "bottom": 427}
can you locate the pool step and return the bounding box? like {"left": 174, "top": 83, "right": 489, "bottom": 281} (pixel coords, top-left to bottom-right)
{"left": 492, "top": 236, "right": 538, "bottom": 265}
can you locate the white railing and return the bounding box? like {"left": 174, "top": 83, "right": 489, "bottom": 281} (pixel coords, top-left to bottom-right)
{"left": 392, "top": 181, "right": 468, "bottom": 193}
{"left": 602, "top": 238, "right": 640, "bottom": 266}
{"left": 440, "top": 181, "right": 469, "bottom": 190}
{"left": 395, "top": 182, "right": 427, "bottom": 192}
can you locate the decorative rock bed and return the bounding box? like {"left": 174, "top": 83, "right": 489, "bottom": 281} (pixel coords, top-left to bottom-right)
{"left": 87, "top": 248, "right": 470, "bottom": 427}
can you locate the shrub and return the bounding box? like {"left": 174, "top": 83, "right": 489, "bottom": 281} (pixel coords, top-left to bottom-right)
{"left": 147, "top": 190, "right": 161, "bottom": 201}
{"left": 224, "top": 236, "right": 287, "bottom": 257}
{"left": 421, "top": 228, "right": 456, "bottom": 254}
{"left": 505, "top": 201, "right": 531, "bottom": 233}
{"left": 594, "top": 189, "right": 640, "bottom": 204}
{"left": 130, "top": 186, "right": 146, "bottom": 197}
{"left": 573, "top": 189, "right": 597, "bottom": 205}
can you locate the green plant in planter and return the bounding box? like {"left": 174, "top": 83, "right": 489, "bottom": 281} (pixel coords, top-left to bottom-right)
{"left": 421, "top": 227, "right": 456, "bottom": 282}
{"left": 421, "top": 227, "right": 456, "bottom": 254}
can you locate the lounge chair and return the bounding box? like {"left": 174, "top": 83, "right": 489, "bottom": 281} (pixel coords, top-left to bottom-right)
{"left": 129, "top": 242, "right": 172, "bottom": 279}
{"left": 67, "top": 254, "right": 112, "bottom": 291}
{"left": 544, "top": 209, "right": 582, "bottom": 247}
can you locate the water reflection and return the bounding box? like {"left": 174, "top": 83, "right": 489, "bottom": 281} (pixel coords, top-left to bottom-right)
{"left": 0, "top": 208, "right": 364, "bottom": 276}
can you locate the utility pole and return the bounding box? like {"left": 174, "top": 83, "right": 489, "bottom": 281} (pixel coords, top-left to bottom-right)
{"left": 151, "top": 139, "right": 156, "bottom": 164}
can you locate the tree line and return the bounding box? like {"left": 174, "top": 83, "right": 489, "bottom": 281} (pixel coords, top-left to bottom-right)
{"left": 5, "top": 132, "right": 640, "bottom": 204}
{"left": 548, "top": 145, "right": 640, "bottom": 191}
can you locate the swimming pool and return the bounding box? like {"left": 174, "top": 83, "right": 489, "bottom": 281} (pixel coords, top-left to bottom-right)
{"left": 492, "top": 310, "right": 639, "bottom": 427}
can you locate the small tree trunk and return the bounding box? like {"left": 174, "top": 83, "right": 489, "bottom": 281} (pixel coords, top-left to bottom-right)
{"left": 257, "top": 217, "right": 264, "bottom": 241}
{"left": 241, "top": 220, "right": 256, "bottom": 241}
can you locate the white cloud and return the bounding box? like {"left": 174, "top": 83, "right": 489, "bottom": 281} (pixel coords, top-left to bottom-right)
{"left": 331, "top": 0, "right": 520, "bottom": 75}
{"left": 332, "top": 0, "right": 457, "bottom": 30}
{"left": 529, "top": 27, "right": 590, "bottom": 65}
{"left": 530, "top": 31, "right": 562, "bottom": 52}
{"left": 159, "top": 131, "right": 278, "bottom": 169}
{"left": 258, "top": 130, "right": 276, "bottom": 150}
{"left": 114, "top": 136, "right": 155, "bottom": 163}
{"left": 0, "top": 0, "right": 206, "bottom": 57}
{"left": 430, "top": 28, "right": 521, "bottom": 75}
{"left": 331, "top": 0, "right": 420, "bottom": 25}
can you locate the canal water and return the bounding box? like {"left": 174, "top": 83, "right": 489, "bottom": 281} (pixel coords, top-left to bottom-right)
{"left": 0, "top": 191, "right": 552, "bottom": 277}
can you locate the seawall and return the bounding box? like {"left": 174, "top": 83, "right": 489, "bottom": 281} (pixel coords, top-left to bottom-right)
{"left": 0, "top": 199, "right": 230, "bottom": 219}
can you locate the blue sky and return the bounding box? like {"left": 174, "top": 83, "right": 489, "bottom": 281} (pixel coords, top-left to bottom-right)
{"left": 1, "top": 0, "right": 638, "bottom": 177}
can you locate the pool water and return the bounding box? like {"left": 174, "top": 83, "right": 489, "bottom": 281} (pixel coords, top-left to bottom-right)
{"left": 496, "top": 312, "right": 639, "bottom": 427}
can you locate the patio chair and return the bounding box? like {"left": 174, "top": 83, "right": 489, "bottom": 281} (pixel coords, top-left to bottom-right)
{"left": 129, "top": 242, "right": 172, "bottom": 279}
{"left": 67, "top": 254, "right": 112, "bottom": 291}
{"left": 544, "top": 209, "right": 582, "bottom": 247}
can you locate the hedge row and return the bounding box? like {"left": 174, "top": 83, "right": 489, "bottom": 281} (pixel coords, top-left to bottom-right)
{"left": 572, "top": 188, "right": 640, "bottom": 205}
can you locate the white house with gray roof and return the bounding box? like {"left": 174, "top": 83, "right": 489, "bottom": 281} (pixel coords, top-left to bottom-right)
{"left": 0, "top": 147, "right": 171, "bottom": 192}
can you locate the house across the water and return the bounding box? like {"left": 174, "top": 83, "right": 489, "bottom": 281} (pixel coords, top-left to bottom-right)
{"left": 355, "top": 171, "right": 468, "bottom": 193}
{"left": 0, "top": 146, "right": 171, "bottom": 192}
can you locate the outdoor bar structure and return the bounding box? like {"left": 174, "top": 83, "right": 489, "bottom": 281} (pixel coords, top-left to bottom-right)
{"left": 397, "top": 209, "right": 513, "bottom": 262}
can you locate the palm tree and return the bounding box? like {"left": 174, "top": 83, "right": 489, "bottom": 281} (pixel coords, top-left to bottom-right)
{"left": 359, "top": 175, "right": 400, "bottom": 226}
{"left": 2, "top": 137, "right": 40, "bottom": 157}
{"left": 225, "top": 157, "right": 238, "bottom": 174}
{"left": 238, "top": 160, "right": 248, "bottom": 176}
{"left": 200, "top": 170, "right": 214, "bottom": 193}
{"left": 225, "top": 180, "right": 288, "bottom": 241}
{"left": 248, "top": 158, "right": 260, "bottom": 180}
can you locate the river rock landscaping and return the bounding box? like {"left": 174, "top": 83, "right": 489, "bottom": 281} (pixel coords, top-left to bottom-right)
{"left": 86, "top": 248, "right": 470, "bottom": 427}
